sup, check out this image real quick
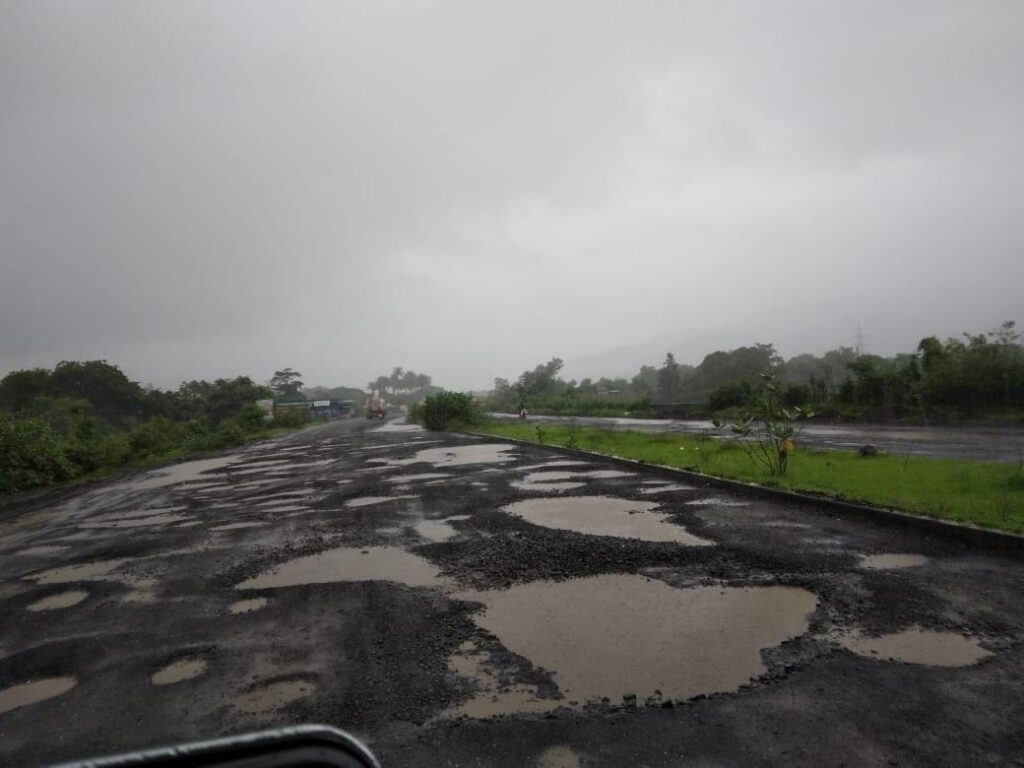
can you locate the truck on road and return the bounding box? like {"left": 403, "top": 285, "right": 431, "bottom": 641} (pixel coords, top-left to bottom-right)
{"left": 366, "top": 394, "right": 387, "bottom": 419}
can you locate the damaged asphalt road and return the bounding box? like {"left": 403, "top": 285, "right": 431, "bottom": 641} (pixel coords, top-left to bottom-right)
{"left": 1, "top": 418, "right": 1023, "bottom": 766}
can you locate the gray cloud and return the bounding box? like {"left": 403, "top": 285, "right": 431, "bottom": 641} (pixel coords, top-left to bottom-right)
{"left": 2, "top": 1, "right": 1022, "bottom": 389}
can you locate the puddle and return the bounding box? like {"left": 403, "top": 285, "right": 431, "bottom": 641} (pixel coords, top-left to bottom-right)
{"left": 344, "top": 495, "right": 418, "bottom": 509}
{"left": 503, "top": 497, "right": 713, "bottom": 545}
{"left": 454, "top": 575, "right": 816, "bottom": 706}
{"left": 764, "top": 521, "right": 812, "bottom": 529}
{"left": 372, "top": 420, "right": 425, "bottom": 434}
{"left": 413, "top": 444, "right": 516, "bottom": 467}
{"left": 684, "top": 497, "right": 751, "bottom": 508}
{"left": 0, "top": 677, "right": 77, "bottom": 715}
{"left": 27, "top": 559, "right": 134, "bottom": 585}
{"left": 838, "top": 629, "right": 992, "bottom": 666}
{"left": 538, "top": 746, "right": 581, "bottom": 768}
{"left": 385, "top": 473, "right": 451, "bottom": 483}
{"left": 520, "top": 471, "right": 576, "bottom": 483}
{"left": 236, "top": 680, "right": 314, "bottom": 714}
{"left": 151, "top": 659, "right": 208, "bottom": 685}
{"left": 413, "top": 517, "right": 468, "bottom": 543}
{"left": 582, "top": 470, "right": 633, "bottom": 479}
{"left": 80, "top": 513, "right": 192, "bottom": 529}
{"left": 511, "top": 481, "right": 587, "bottom": 493}
{"left": 211, "top": 522, "right": 265, "bottom": 531}
{"left": 27, "top": 590, "right": 90, "bottom": 612}
{"left": 15, "top": 545, "right": 69, "bottom": 557}
{"left": 858, "top": 554, "right": 929, "bottom": 570}
{"left": 448, "top": 643, "right": 555, "bottom": 718}
{"left": 237, "top": 547, "right": 443, "bottom": 590}
{"left": 517, "top": 461, "right": 590, "bottom": 471}
{"left": 123, "top": 456, "right": 240, "bottom": 491}
{"left": 639, "top": 483, "right": 695, "bottom": 495}
{"left": 229, "top": 598, "right": 268, "bottom": 614}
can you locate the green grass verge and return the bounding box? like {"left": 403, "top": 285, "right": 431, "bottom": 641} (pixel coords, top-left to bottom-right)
{"left": 477, "top": 422, "right": 1024, "bottom": 535}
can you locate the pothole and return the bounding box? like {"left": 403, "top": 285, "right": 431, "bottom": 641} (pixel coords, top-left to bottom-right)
{"left": 0, "top": 677, "right": 77, "bottom": 715}
{"left": 858, "top": 554, "right": 929, "bottom": 570}
{"left": 151, "top": 659, "right": 208, "bottom": 685}
{"left": 452, "top": 575, "right": 817, "bottom": 708}
{"left": 14, "top": 545, "right": 69, "bottom": 557}
{"left": 27, "top": 590, "right": 90, "bottom": 612}
{"left": 502, "top": 496, "right": 714, "bottom": 545}
{"left": 412, "top": 444, "right": 517, "bottom": 467}
{"left": 344, "top": 495, "right": 418, "bottom": 509}
{"left": 414, "top": 516, "right": 471, "bottom": 543}
{"left": 236, "top": 547, "right": 443, "bottom": 590}
{"left": 385, "top": 473, "right": 452, "bottom": 484}
{"left": 235, "top": 680, "right": 314, "bottom": 714}
{"left": 538, "top": 746, "right": 581, "bottom": 768}
{"left": 26, "top": 559, "right": 135, "bottom": 585}
{"left": 684, "top": 497, "right": 751, "bottom": 508}
{"left": 517, "top": 461, "right": 590, "bottom": 471}
{"left": 447, "top": 642, "right": 555, "bottom": 718}
{"left": 211, "top": 522, "right": 265, "bottom": 531}
{"left": 123, "top": 456, "right": 240, "bottom": 491}
{"left": 228, "top": 598, "right": 268, "bottom": 614}
{"left": 639, "top": 483, "right": 695, "bottom": 495}
{"left": 80, "top": 513, "right": 193, "bottom": 529}
{"left": 838, "top": 629, "right": 992, "bottom": 666}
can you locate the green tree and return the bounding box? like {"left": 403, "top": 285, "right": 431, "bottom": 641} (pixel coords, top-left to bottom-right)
{"left": 269, "top": 368, "right": 304, "bottom": 398}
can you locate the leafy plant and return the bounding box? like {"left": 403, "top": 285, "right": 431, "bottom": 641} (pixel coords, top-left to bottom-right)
{"left": 415, "top": 391, "right": 484, "bottom": 431}
{"left": 715, "top": 371, "right": 812, "bottom": 475}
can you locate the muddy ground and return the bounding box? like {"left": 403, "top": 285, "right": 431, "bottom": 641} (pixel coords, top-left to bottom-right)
{"left": 1, "top": 418, "right": 1023, "bottom": 766}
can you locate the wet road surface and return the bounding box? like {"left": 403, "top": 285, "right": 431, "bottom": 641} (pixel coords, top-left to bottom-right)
{"left": 493, "top": 413, "right": 1024, "bottom": 462}
{"left": 1, "top": 418, "right": 1023, "bottom": 765}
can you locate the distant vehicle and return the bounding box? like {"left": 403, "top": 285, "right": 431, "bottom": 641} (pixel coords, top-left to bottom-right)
{"left": 366, "top": 395, "right": 387, "bottom": 419}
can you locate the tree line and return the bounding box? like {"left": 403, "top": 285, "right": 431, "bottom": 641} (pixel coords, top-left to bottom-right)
{"left": 0, "top": 360, "right": 302, "bottom": 493}
{"left": 488, "top": 321, "right": 1024, "bottom": 420}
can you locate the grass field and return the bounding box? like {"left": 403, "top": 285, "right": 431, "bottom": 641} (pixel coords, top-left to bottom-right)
{"left": 478, "top": 422, "right": 1024, "bottom": 534}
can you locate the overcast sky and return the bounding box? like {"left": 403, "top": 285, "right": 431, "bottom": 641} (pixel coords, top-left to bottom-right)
{"left": 2, "top": 1, "right": 1022, "bottom": 390}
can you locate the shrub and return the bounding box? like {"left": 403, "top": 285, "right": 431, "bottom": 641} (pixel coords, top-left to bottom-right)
{"left": 415, "top": 391, "right": 484, "bottom": 431}
{"left": 0, "top": 413, "right": 76, "bottom": 492}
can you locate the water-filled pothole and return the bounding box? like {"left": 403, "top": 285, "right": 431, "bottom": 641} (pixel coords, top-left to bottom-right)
{"left": 14, "top": 545, "right": 69, "bottom": 557}
{"left": 640, "top": 483, "right": 695, "bottom": 495}
{"left": 452, "top": 575, "right": 816, "bottom": 708}
{"left": 385, "top": 473, "right": 452, "bottom": 483}
{"left": 838, "top": 629, "right": 991, "bottom": 666}
{"left": 414, "top": 515, "right": 471, "bottom": 543}
{"left": 0, "top": 677, "right": 77, "bottom": 715}
{"left": 27, "top": 590, "right": 89, "bottom": 612}
{"left": 235, "top": 680, "right": 314, "bottom": 714}
{"left": 236, "top": 547, "right": 443, "bottom": 590}
{"left": 211, "top": 522, "right": 265, "bottom": 531}
{"left": 344, "top": 495, "right": 418, "bottom": 509}
{"left": 151, "top": 658, "right": 207, "bottom": 685}
{"left": 858, "top": 554, "right": 929, "bottom": 570}
{"left": 229, "top": 598, "right": 268, "bottom": 614}
{"left": 27, "top": 558, "right": 134, "bottom": 585}
{"left": 503, "top": 497, "right": 713, "bottom": 545}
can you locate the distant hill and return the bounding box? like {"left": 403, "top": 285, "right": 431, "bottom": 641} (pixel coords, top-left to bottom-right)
{"left": 563, "top": 328, "right": 750, "bottom": 381}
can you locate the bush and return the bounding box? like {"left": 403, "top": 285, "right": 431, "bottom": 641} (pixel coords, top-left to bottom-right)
{"left": 414, "top": 391, "right": 485, "bottom": 431}
{"left": 271, "top": 407, "right": 309, "bottom": 429}
{"left": 0, "top": 413, "right": 76, "bottom": 492}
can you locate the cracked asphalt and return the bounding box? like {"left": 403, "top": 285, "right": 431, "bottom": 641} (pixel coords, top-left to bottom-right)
{"left": 1, "top": 417, "right": 1023, "bottom": 766}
